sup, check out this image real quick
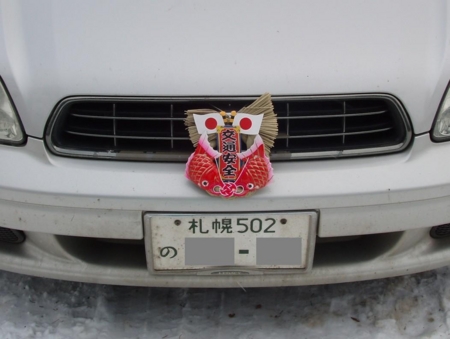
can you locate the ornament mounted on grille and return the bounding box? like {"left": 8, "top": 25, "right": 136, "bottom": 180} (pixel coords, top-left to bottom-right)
{"left": 185, "top": 93, "right": 278, "bottom": 198}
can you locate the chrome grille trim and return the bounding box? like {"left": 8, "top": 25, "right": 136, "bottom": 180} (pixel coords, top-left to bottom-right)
{"left": 45, "top": 94, "right": 412, "bottom": 161}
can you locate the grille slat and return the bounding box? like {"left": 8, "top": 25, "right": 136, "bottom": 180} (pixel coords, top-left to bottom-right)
{"left": 276, "top": 127, "right": 392, "bottom": 139}
{"left": 66, "top": 131, "right": 190, "bottom": 140}
{"left": 286, "top": 102, "right": 290, "bottom": 148}
{"left": 71, "top": 114, "right": 185, "bottom": 121}
{"left": 277, "top": 110, "right": 387, "bottom": 119}
{"left": 342, "top": 102, "right": 347, "bottom": 144}
{"left": 47, "top": 95, "right": 411, "bottom": 161}
{"left": 112, "top": 103, "right": 117, "bottom": 147}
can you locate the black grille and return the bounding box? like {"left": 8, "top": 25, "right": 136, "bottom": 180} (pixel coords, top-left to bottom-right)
{"left": 47, "top": 95, "right": 411, "bottom": 161}
{"left": 430, "top": 225, "right": 450, "bottom": 239}
{"left": 0, "top": 227, "right": 25, "bottom": 244}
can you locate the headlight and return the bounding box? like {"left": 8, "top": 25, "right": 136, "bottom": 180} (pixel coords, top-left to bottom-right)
{"left": 0, "top": 78, "right": 25, "bottom": 145}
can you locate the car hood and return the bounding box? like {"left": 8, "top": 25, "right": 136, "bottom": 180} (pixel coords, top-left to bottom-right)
{"left": 1, "top": 0, "right": 450, "bottom": 138}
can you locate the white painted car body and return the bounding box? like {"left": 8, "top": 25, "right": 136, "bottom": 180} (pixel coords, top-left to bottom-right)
{"left": 0, "top": 0, "right": 450, "bottom": 287}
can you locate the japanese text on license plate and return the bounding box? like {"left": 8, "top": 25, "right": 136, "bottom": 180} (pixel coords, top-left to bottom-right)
{"left": 186, "top": 217, "right": 277, "bottom": 234}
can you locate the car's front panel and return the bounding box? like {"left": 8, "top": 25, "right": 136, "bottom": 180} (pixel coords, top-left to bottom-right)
{"left": 1, "top": 0, "right": 450, "bottom": 286}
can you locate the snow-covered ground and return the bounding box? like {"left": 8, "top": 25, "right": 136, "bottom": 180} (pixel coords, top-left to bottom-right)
{"left": 0, "top": 268, "right": 449, "bottom": 339}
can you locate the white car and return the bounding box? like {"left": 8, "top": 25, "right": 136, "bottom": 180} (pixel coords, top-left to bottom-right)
{"left": 1, "top": 1, "right": 450, "bottom": 288}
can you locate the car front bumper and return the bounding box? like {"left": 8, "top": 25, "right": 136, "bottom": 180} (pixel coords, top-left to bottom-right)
{"left": 1, "top": 134, "right": 450, "bottom": 287}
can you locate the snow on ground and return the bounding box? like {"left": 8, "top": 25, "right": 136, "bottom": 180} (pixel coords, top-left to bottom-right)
{"left": 0, "top": 268, "right": 449, "bottom": 338}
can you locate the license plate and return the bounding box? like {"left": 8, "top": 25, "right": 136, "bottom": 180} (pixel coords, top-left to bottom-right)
{"left": 144, "top": 212, "right": 317, "bottom": 274}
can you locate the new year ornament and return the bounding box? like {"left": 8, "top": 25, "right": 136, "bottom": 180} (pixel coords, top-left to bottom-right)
{"left": 185, "top": 93, "right": 278, "bottom": 198}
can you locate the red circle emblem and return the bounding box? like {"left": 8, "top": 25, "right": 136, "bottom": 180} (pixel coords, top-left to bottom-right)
{"left": 240, "top": 117, "right": 252, "bottom": 130}
{"left": 205, "top": 117, "right": 217, "bottom": 130}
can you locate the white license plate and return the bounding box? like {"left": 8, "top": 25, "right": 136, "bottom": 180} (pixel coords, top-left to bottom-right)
{"left": 144, "top": 212, "right": 317, "bottom": 273}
